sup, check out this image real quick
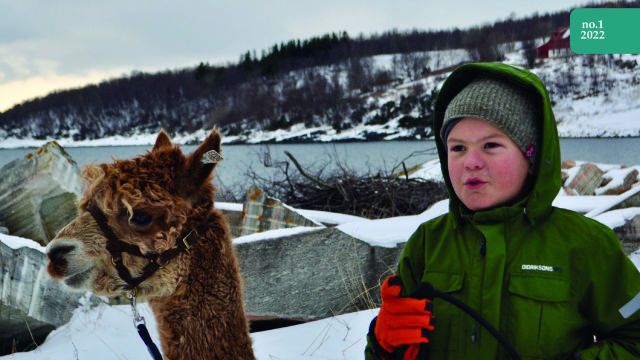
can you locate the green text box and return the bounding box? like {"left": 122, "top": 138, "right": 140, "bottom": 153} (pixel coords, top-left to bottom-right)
{"left": 570, "top": 8, "right": 640, "bottom": 54}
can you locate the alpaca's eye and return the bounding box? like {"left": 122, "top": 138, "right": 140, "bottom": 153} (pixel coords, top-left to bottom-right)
{"left": 130, "top": 212, "right": 153, "bottom": 226}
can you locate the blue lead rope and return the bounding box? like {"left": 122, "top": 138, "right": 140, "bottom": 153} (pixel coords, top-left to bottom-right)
{"left": 137, "top": 323, "right": 163, "bottom": 360}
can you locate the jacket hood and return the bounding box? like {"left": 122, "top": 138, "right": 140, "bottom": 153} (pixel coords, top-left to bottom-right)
{"left": 433, "top": 62, "right": 562, "bottom": 222}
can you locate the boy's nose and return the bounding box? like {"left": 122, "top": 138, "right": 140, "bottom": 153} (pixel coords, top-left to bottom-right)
{"left": 464, "top": 150, "right": 484, "bottom": 169}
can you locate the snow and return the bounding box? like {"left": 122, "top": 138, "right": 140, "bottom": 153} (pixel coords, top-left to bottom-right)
{"left": 233, "top": 226, "right": 323, "bottom": 245}
{"left": 295, "top": 209, "right": 368, "bottom": 226}
{"left": 0, "top": 295, "right": 162, "bottom": 360}
{"left": 2, "top": 186, "right": 639, "bottom": 359}
{"left": 214, "top": 202, "right": 244, "bottom": 212}
{"left": 252, "top": 309, "right": 378, "bottom": 360}
{"left": 337, "top": 199, "right": 449, "bottom": 247}
{"left": 0, "top": 233, "right": 46, "bottom": 253}
{"left": 0, "top": 292, "right": 378, "bottom": 360}
{"left": 593, "top": 207, "right": 640, "bottom": 229}
{"left": 408, "top": 158, "right": 444, "bottom": 182}
{"left": 2, "top": 169, "right": 640, "bottom": 359}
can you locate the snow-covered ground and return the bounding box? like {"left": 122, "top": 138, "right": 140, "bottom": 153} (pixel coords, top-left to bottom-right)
{"left": 2, "top": 174, "right": 640, "bottom": 359}
{"left": 0, "top": 290, "right": 379, "bottom": 360}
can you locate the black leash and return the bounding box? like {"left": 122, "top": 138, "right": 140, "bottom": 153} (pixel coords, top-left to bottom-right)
{"left": 137, "top": 323, "right": 163, "bottom": 360}
{"left": 409, "top": 282, "right": 521, "bottom": 360}
{"left": 125, "top": 291, "right": 164, "bottom": 360}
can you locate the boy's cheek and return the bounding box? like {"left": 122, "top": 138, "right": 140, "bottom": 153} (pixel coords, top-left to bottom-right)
{"left": 447, "top": 161, "right": 463, "bottom": 181}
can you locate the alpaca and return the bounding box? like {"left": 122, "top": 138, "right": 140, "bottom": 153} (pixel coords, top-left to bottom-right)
{"left": 46, "top": 129, "right": 255, "bottom": 360}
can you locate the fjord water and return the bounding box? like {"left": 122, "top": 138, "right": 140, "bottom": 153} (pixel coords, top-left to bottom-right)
{"left": 1, "top": 138, "right": 638, "bottom": 196}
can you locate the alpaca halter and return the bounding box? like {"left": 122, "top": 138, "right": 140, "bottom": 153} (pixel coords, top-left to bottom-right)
{"left": 86, "top": 203, "right": 205, "bottom": 290}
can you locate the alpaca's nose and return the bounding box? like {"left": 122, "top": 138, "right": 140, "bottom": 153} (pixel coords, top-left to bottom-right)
{"left": 47, "top": 244, "right": 75, "bottom": 261}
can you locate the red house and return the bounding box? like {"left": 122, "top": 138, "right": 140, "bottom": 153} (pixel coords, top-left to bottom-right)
{"left": 537, "top": 26, "right": 572, "bottom": 58}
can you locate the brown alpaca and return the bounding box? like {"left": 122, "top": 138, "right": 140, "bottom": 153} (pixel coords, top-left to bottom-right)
{"left": 46, "top": 129, "right": 255, "bottom": 360}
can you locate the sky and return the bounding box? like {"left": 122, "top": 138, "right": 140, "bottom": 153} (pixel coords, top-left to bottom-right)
{"left": 0, "top": 0, "right": 600, "bottom": 112}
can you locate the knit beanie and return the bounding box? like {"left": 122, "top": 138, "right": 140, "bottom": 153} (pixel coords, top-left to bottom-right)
{"left": 441, "top": 76, "right": 540, "bottom": 165}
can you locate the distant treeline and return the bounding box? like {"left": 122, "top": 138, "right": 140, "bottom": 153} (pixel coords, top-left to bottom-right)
{"left": 1, "top": 0, "right": 637, "bottom": 141}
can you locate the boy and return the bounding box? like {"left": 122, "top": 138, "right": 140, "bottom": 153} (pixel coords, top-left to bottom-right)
{"left": 365, "top": 63, "right": 640, "bottom": 359}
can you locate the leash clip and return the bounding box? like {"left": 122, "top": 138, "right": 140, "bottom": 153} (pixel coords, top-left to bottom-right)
{"left": 125, "top": 288, "right": 146, "bottom": 327}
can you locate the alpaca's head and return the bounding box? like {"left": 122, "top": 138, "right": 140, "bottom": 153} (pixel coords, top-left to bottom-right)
{"left": 46, "top": 129, "right": 222, "bottom": 299}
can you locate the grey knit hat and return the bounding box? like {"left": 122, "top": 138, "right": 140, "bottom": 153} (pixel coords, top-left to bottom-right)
{"left": 441, "top": 76, "right": 540, "bottom": 165}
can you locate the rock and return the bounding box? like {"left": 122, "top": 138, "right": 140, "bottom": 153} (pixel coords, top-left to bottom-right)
{"left": 0, "top": 220, "right": 8, "bottom": 235}
{"left": 235, "top": 227, "right": 402, "bottom": 320}
{"left": 221, "top": 209, "right": 244, "bottom": 238}
{"left": 600, "top": 169, "right": 639, "bottom": 195}
{"left": 0, "top": 238, "right": 88, "bottom": 355}
{"left": 615, "top": 189, "right": 640, "bottom": 210}
{"left": 564, "top": 163, "right": 604, "bottom": 196}
{"left": 562, "top": 160, "right": 577, "bottom": 169}
{"left": 240, "top": 187, "right": 321, "bottom": 237}
{"left": 613, "top": 214, "right": 640, "bottom": 255}
{"left": 0, "top": 142, "right": 84, "bottom": 246}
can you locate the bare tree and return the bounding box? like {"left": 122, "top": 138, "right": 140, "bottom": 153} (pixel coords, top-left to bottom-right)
{"left": 462, "top": 27, "right": 506, "bottom": 62}
{"left": 392, "top": 52, "right": 431, "bottom": 80}
{"left": 347, "top": 57, "right": 375, "bottom": 93}
{"left": 522, "top": 38, "right": 538, "bottom": 69}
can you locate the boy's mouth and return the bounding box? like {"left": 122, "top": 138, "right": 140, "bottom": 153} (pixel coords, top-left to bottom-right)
{"left": 465, "top": 177, "right": 486, "bottom": 188}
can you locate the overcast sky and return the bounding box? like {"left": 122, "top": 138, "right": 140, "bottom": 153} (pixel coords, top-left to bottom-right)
{"left": 0, "top": 0, "right": 595, "bottom": 112}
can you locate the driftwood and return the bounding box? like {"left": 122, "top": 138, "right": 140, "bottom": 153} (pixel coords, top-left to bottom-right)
{"left": 244, "top": 149, "right": 448, "bottom": 219}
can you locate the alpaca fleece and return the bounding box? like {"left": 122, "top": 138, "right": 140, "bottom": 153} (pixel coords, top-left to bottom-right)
{"left": 46, "top": 129, "right": 255, "bottom": 360}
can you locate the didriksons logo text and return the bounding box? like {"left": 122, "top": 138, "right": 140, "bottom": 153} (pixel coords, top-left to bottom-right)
{"left": 521, "top": 264, "right": 563, "bottom": 273}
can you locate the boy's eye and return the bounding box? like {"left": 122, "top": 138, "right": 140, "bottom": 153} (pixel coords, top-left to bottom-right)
{"left": 484, "top": 142, "right": 501, "bottom": 149}
{"left": 450, "top": 145, "right": 465, "bottom": 152}
{"left": 130, "top": 212, "right": 153, "bottom": 226}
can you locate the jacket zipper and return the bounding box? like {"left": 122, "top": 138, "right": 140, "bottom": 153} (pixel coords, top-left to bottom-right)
{"left": 476, "top": 239, "right": 485, "bottom": 343}
{"left": 472, "top": 322, "right": 479, "bottom": 342}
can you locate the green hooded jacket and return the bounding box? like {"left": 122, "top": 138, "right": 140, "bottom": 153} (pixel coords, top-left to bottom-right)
{"left": 365, "top": 62, "right": 640, "bottom": 359}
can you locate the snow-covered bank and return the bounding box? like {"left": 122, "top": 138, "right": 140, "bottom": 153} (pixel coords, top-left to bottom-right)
{"left": 1, "top": 112, "right": 638, "bottom": 150}
{"left": 2, "top": 187, "right": 640, "bottom": 359}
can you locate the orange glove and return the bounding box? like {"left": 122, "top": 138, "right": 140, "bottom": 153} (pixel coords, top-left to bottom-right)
{"left": 368, "top": 274, "right": 435, "bottom": 360}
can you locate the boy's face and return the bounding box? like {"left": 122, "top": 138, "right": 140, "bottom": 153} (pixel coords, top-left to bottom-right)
{"left": 446, "top": 117, "right": 533, "bottom": 211}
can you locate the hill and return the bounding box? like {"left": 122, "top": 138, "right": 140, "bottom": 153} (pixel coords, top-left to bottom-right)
{"left": 0, "top": 1, "right": 639, "bottom": 147}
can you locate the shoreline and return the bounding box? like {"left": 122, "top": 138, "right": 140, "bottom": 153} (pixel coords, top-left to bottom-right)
{"left": 1, "top": 134, "right": 640, "bottom": 150}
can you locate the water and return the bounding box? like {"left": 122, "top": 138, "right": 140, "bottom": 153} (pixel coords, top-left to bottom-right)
{"left": 1, "top": 138, "right": 639, "bottom": 197}
{"left": 0, "top": 141, "right": 439, "bottom": 198}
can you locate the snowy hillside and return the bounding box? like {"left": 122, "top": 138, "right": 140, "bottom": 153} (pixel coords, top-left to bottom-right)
{"left": 1, "top": 46, "right": 638, "bottom": 149}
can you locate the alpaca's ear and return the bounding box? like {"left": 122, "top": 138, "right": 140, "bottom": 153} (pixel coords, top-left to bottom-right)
{"left": 153, "top": 130, "right": 173, "bottom": 152}
{"left": 183, "top": 129, "right": 223, "bottom": 186}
